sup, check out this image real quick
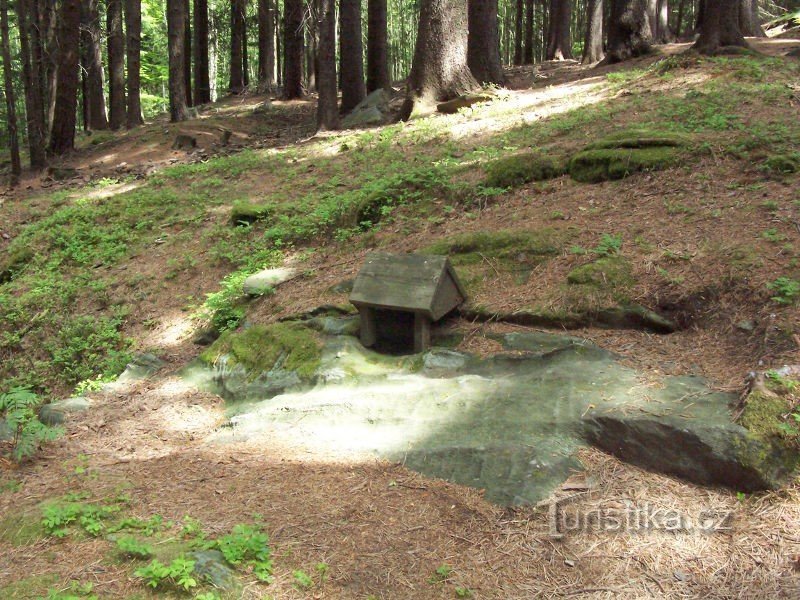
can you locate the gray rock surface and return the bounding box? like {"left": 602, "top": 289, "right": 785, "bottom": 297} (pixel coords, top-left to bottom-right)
{"left": 342, "top": 90, "right": 391, "bottom": 129}
{"left": 38, "top": 396, "right": 93, "bottom": 426}
{"left": 242, "top": 267, "right": 296, "bottom": 296}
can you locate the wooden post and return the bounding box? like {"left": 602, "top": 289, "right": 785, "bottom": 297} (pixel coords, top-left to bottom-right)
{"left": 359, "top": 306, "right": 377, "bottom": 347}
{"left": 414, "top": 313, "right": 431, "bottom": 353}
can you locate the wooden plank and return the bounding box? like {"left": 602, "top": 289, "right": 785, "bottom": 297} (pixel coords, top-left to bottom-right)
{"left": 414, "top": 314, "right": 431, "bottom": 352}
{"left": 359, "top": 307, "right": 377, "bottom": 347}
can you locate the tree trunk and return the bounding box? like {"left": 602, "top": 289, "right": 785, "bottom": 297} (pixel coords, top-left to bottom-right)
{"left": 16, "top": 0, "right": 46, "bottom": 168}
{"left": 693, "top": 0, "right": 748, "bottom": 53}
{"left": 107, "top": 0, "right": 125, "bottom": 129}
{"left": 605, "top": 0, "right": 652, "bottom": 63}
{"left": 48, "top": 0, "right": 80, "bottom": 155}
{"left": 80, "top": 0, "right": 108, "bottom": 131}
{"left": 582, "top": 0, "right": 604, "bottom": 62}
{"left": 468, "top": 0, "right": 504, "bottom": 84}
{"left": 316, "top": 0, "right": 337, "bottom": 129}
{"left": 167, "top": 0, "right": 190, "bottom": 121}
{"left": 737, "top": 0, "right": 764, "bottom": 36}
{"left": 243, "top": 9, "right": 249, "bottom": 88}
{"left": 675, "top": 0, "right": 686, "bottom": 37}
{"left": 0, "top": 0, "right": 20, "bottom": 181}
{"left": 513, "top": 0, "right": 524, "bottom": 64}
{"left": 194, "top": 0, "right": 211, "bottom": 103}
{"left": 340, "top": 0, "right": 366, "bottom": 113}
{"left": 258, "top": 0, "right": 275, "bottom": 88}
{"left": 283, "top": 0, "right": 304, "bottom": 98}
{"left": 655, "top": 0, "right": 672, "bottom": 42}
{"left": 126, "top": 0, "right": 144, "bottom": 127}
{"left": 184, "top": 0, "right": 193, "bottom": 105}
{"left": 524, "top": 0, "right": 534, "bottom": 63}
{"left": 546, "top": 0, "right": 573, "bottom": 60}
{"left": 40, "top": 0, "right": 58, "bottom": 136}
{"left": 366, "top": 0, "right": 389, "bottom": 91}
{"left": 230, "top": 0, "right": 246, "bottom": 93}
{"left": 401, "top": 0, "right": 478, "bottom": 119}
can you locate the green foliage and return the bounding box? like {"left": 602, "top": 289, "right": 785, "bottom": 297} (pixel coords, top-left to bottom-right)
{"left": 767, "top": 277, "right": 800, "bottom": 305}
{"left": 425, "top": 229, "right": 568, "bottom": 263}
{"left": 484, "top": 151, "right": 566, "bottom": 188}
{"left": 43, "top": 581, "right": 97, "bottom": 600}
{"left": 427, "top": 564, "right": 453, "bottom": 584}
{"left": 455, "top": 587, "right": 474, "bottom": 598}
{"left": 116, "top": 536, "right": 155, "bottom": 559}
{"left": 41, "top": 498, "right": 121, "bottom": 538}
{"left": 108, "top": 514, "right": 166, "bottom": 536}
{"left": 134, "top": 556, "right": 198, "bottom": 591}
{"left": 293, "top": 570, "right": 314, "bottom": 590}
{"left": 201, "top": 323, "right": 323, "bottom": 380}
{"left": 231, "top": 201, "right": 274, "bottom": 226}
{"left": 592, "top": 233, "right": 623, "bottom": 257}
{"left": 0, "top": 387, "right": 61, "bottom": 462}
{"left": 567, "top": 256, "right": 633, "bottom": 288}
{"left": 209, "top": 523, "right": 273, "bottom": 582}
{"left": 762, "top": 153, "right": 800, "bottom": 175}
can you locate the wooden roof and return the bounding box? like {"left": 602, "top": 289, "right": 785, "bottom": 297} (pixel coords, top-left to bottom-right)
{"left": 350, "top": 252, "right": 467, "bottom": 321}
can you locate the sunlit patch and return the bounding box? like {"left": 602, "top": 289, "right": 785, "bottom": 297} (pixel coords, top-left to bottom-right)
{"left": 146, "top": 315, "right": 197, "bottom": 348}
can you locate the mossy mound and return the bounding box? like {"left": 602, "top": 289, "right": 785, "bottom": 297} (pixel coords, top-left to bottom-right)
{"left": 426, "top": 228, "right": 568, "bottom": 263}
{"left": 586, "top": 128, "right": 690, "bottom": 150}
{"left": 569, "top": 147, "right": 681, "bottom": 183}
{"left": 231, "top": 201, "right": 272, "bottom": 226}
{"left": 763, "top": 152, "right": 800, "bottom": 175}
{"left": 201, "top": 322, "right": 323, "bottom": 379}
{"left": 425, "top": 228, "right": 572, "bottom": 297}
{"left": 484, "top": 152, "right": 566, "bottom": 188}
{"left": 567, "top": 256, "right": 634, "bottom": 288}
{"left": 0, "top": 245, "right": 33, "bottom": 283}
{"left": 569, "top": 128, "right": 688, "bottom": 183}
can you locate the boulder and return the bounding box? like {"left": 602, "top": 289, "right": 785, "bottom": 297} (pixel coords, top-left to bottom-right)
{"left": 38, "top": 397, "right": 92, "bottom": 426}
{"left": 341, "top": 89, "right": 391, "bottom": 129}
{"left": 242, "top": 267, "right": 297, "bottom": 296}
{"left": 172, "top": 134, "right": 197, "bottom": 151}
{"left": 188, "top": 550, "right": 238, "bottom": 591}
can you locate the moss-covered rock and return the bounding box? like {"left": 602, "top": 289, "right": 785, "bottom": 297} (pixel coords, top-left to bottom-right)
{"left": 763, "top": 152, "right": 800, "bottom": 175}
{"left": 425, "top": 228, "right": 568, "bottom": 263}
{"left": 231, "top": 201, "right": 272, "bottom": 226}
{"left": 201, "top": 322, "right": 323, "bottom": 379}
{"left": 484, "top": 152, "right": 566, "bottom": 188}
{"left": 569, "top": 128, "right": 688, "bottom": 183}
{"left": 567, "top": 256, "right": 634, "bottom": 288}
{"left": 569, "top": 147, "right": 680, "bottom": 183}
{"left": 0, "top": 245, "right": 33, "bottom": 283}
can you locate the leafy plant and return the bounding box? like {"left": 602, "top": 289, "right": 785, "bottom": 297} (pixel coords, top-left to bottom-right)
{"left": 210, "top": 523, "right": 273, "bottom": 582}
{"left": 116, "top": 535, "right": 154, "bottom": 559}
{"left": 0, "top": 387, "right": 61, "bottom": 461}
{"left": 428, "top": 564, "right": 453, "bottom": 584}
{"left": 592, "top": 233, "right": 623, "bottom": 257}
{"left": 767, "top": 277, "right": 800, "bottom": 305}
{"left": 134, "top": 556, "right": 197, "bottom": 591}
{"left": 41, "top": 499, "right": 120, "bottom": 538}
{"left": 293, "top": 570, "right": 314, "bottom": 590}
{"left": 44, "top": 581, "right": 97, "bottom": 600}
{"left": 455, "top": 587, "right": 474, "bottom": 598}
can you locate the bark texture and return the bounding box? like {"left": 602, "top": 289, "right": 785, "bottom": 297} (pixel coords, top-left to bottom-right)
{"left": 48, "top": 0, "right": 80, "bottom": 155}
{"left": 693, "top": 0, "right": 748, "bottom": 53}
{"left": 167, "top": 0, "right": 190, "bottom": 121}
{"left": 194, "top": 0, "right": 212, "bottom": 103}
{"left": 16, "top": 0, "right": 46, "bottom": 167}
{"left": 316, "top": 0, "right": 338, "bottom": 129}
{"left": 546, "top": 0, "right": 573, "bottom": 60}
{"left": 582, "top": 0, "right": 604, "bottom": 62}
{"left": 367, "top": 0, "right": 390, "bottom": 91}
{"left": 605, "top": 0, "right": 652, "bottom": 63}
{"left": 126, "top": 0, "right": 145, "bottom": 127}
{"left": 340, "top": 0, "right": 366, "bottom": 113}
{"left": 258, "top": 0, "right": 275, "bottom": 88}
{"left": 468, "top": 0, "right": 504, "bottom": 84}
{"left": 283, "top": 0, "right": 304, "bottom": 98}
{"left": 107, "top": 0, "right": 125, "bottom": 129}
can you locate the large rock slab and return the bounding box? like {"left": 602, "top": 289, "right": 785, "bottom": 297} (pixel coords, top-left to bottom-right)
{"left": 242, "top": 267, "right": 296, "bottom": 296}
{"left": 38, "top": 396, "right": 93, "bottom": 426}
{"left": 342, "top": 89, "right": 392, "bottom": 129}
{"left": 193, "top": 330, "right": 796, "bottom": 505}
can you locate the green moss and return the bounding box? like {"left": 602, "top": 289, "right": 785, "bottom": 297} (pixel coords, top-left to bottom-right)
{"left": 425, "top": 228, "right": 568, "bottom": 263}
{"left": 0, "top": 512, "right": 45, "bottom": 546}
{"left": 484, "top": 152, "right": 566, "bottom": 188}
{"left": 569, "top": 147, "right": 680, "bottom": 183}
{"left": 0, "top": 575, "right": 59, "bottom": 599}
{"left": 201, "top": 322, "right": 322, "bottom": 379}
{"left": 763, "top": 153, "right": 800, "bottom": 175}
{"left": 0, "top": 245, "right": 34, "bottom": 283}
{"left": 586, "top": 128, "right": 691, "bottom": 150}
{"left": 230, "top": 201, "right": 272, "bottom": 226}
{"left": 567, "top": 256, "right": 634, "bottom": 288}
{"left": 741, "top": 391, "right": 797, "bottom": 440}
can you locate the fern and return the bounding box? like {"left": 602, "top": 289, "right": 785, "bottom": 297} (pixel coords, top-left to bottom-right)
{"left": 0, "top": 387, "right": 62, "bottom": 461}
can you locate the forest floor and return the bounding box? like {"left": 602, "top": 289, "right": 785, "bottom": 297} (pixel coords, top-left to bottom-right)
{"left": 2, "top": 39, "right": 800, "bottom": 599}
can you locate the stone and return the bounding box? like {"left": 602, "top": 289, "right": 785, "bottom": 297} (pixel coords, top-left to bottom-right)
{"left": 172, "top": 134, "right": 197, "bottom": 151}
{"left": 200, "top": 328, "right": 793, "bottom": 505}
{"left": 736, "top": 320, "right": 756, "bottom": 332}
{"left": 328, "top": 279, "right": 355, "bottom": 294}
{"left": 106, "top": 353, "right": 166, "bottom": 389}
{"left": 188, "top": 550, "right": 238, "bottom": 591}
{"left": 46, "top": 166, "right": 79, "bottom": 181}
{"left": 252, "top": 100, "right": 273, "bottom": 114}
{"left": 341, "top": 90, "right": 391, "bottom": 129}
{"left": 242, "top": 267, "right": 297, "bottom": 296}
{"left": 38, "top": 397, "right": 92, "bottom": 426}
{"left": 436, "top": 93, "right": 493, "bottom": 114}
{"left": 219, "top": 129, "right": 233, "bottom": 146}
